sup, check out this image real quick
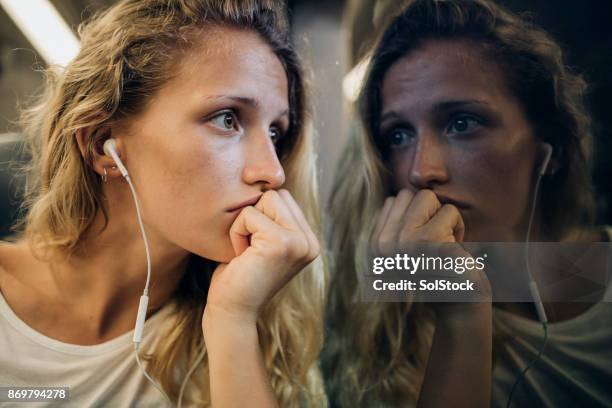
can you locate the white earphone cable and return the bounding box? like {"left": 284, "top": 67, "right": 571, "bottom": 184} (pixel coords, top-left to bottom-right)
{"left": 122, "top": 173, "right": 172, "bottom": 405}
{"left": 506, "top": 166, "right": 549, "bottom": 407}
{"left": 106, "top": 139, "right": 206, "bottom": 407}
{"left": 125, "top": 174, "right": 152, "bottom": 294}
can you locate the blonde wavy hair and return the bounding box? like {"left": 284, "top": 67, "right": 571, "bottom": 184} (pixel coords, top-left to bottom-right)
{"left": 6, "top": 0, "right": 326, "bottom": 406}
{"left": 324, "top": 0, "right": 595, "bottom": 406}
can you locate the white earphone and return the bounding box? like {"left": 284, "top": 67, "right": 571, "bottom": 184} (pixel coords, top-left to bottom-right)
{"left": 102, "top": 138, "right": 203, "bottom": 407}
{"left": 103, "top": 139, "right": 129, "bottom": 178}
{"left": 539, "top": 142, "right": 553, "bottom": 176}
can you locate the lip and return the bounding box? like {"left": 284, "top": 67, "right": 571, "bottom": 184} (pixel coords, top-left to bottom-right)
{"left": 436, "top": 195, "right": 470, "bottom": 209}
{"left": 226, "top": 194, "right": 263, "bottom": 212}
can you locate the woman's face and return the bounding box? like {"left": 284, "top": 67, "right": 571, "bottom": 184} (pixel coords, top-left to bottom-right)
{"left": 115, "top": 27, "right": 289, "bottom": 262}
{"left": 379, "top": 38, "right": 545, "bottom": 242}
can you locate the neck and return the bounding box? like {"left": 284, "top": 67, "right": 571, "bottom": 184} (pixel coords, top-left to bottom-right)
{"left": 31, "top": 207, "right": 190, "bottom": 340}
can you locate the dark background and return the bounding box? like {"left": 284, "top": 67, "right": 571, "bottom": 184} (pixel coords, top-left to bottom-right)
{"left": 501, "top": 0, "right": 612, "bottom": 226}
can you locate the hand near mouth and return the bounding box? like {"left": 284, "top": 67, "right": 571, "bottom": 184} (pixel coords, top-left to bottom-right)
{"left": 205, "top": 188, "right": 320, "bottom": 323}
{"left": 370, "top": 188, "right": 491, "bottom": 306}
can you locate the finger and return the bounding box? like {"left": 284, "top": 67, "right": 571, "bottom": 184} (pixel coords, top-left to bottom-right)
{"left": 372, "top": 196, "right": 395, "bottom": 239}
{"left": 371, "top": 196, "right": 394, "bottom": 251}
{"left": 378, "top": 189, "right": 415, "bottom": 245}
{"left": 229, "top": 205, "right": 282, "bottom": 256}
{"left": 420, "top": 204, "right": 465, "bottom": 243}
{"left": 276, "top": 189, "right": 320, "bottom": 259}
{"left": 254, "top": 190, "right": 299, "bottom": 230}
{"left": 401, "top": 189, "right": 442, "bottom": 232}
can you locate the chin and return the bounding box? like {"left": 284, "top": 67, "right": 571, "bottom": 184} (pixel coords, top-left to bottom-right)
{"left": 211, "top": 249, "right": 236, "bottom": 264}
{"left": 188, "top": 237, "right": 236, "bottom": 264}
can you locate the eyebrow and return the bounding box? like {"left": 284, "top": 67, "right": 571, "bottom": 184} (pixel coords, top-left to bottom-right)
{"left": 205, "top": 95, "right": 289, "bottom": 118}
{"left": 380, "top": 99, "right": 490, "bottom": 124}
{"left": 207, "top": 95, "right": 258, "bottom": 107}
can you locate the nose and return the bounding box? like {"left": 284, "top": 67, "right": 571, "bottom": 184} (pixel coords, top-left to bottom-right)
{"left": 241, "top": 128, "right": 286, "bottom": 190}
{"left": 408, "top": 130, "right": 449, "bottom": 189}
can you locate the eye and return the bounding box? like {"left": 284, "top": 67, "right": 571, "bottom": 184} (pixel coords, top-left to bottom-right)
{"left": 269, "top": 126, "right": 283, "bottom": 144}
{"left": 386, "top": 128, "right": 414, "bottom": 149}
{"left": 209, "top": 111, "right": 239, "bottom": 131}
{"left": 447, "top": 115, "right": 482, "bottom": 135}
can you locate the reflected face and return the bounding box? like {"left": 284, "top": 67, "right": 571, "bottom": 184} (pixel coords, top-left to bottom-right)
{"left": 116, "top": 27, "right": 289, "bottom": 262}
{"left": 380, "top": 39, "right": 543, "bottom": 242}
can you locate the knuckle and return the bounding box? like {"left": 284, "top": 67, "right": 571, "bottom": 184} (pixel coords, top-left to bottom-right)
{"left": 274, "top": 232, "right": 300, "bottom": 256}
{"left": 441, "top": 203, "right": 458, "bottom": 215}
{"left": 308, "top": 239, "right": 321, "bottom": 260}
{"left": 273, "top": 233, "right": 292, "bottom": 254}
{"left": 289, "top": 235, "right": 310, "bottom": 260}
{"left": 443, "top": 202, "right": 456, "bottom": 211}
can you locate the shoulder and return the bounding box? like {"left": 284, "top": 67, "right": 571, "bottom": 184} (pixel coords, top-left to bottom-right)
{"left": 0, "top": 239, "right": 42, "bottom": 303}
{"left": 0, "top": 240, "right": 14, "bottom": 288}
{"left": 0, "top": 239, "right": 27, "bottom": 278}
{"left": 0, "top": 239, "right": 53, "bottom": 333}
{"left": 0, "top": 240, "right": 22, "bottom": 296}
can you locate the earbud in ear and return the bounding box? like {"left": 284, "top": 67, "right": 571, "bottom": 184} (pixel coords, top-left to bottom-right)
{"left": 102, "top": 138, "right": 117, "bottom": 157}
{"left": 539, "top": 143, "right": 553, "bottom": 176}
{"left": 103, "top": 138, "right": 129, "bottom": 178}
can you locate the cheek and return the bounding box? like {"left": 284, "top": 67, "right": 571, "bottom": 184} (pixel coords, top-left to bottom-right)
{"left": 138, "top": 139, "right": 244, "bottom": 257}
{"left": 459, "top": 145, "right": 536, "bottom": 228}
{"left": 161, "top": 144, "right": 241, "bottom": 222}
{"left": 389, "top": 151, "right": 413, "bottom": 191}
{"left": 166, "top": 148, "right": 237, "bottom": 198}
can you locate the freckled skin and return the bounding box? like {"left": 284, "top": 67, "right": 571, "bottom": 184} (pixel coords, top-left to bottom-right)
{"left": 114, "top": 27, "right": 289, "bottom": 262}
{"left": 381, "top": 38, "right": 542, "bottom": 242}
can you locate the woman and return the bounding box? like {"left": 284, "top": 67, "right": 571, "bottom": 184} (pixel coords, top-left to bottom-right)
{"left": 0, "top": 0, "right": 326, "bottom": 406}
{"left": 324, "top": 0, "right": 612, "bottom": 406}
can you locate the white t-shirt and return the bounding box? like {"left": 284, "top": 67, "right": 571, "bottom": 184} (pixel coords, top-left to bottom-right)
{"left": 491, "top": 227, "right": 612, "bottom": 407}
{"left": 0, "top": 290, "right": 178, "bottom": 407}
{"left": 492, "top": 299, "right": 612, "bottom": 407}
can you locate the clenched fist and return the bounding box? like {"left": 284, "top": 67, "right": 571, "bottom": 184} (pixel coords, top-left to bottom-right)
{"left": 204, "top": 189, "right": 319, "bottom": 325}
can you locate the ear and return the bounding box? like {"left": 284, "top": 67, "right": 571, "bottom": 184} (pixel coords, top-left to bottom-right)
{"left": 75, "top": 125, "right": 125, "bottom": 179}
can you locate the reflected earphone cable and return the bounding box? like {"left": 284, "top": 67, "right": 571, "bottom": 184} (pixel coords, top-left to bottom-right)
{"left": 103, "top": 139, "right": 205, "bottom": 408}
{"left": 505, "top": 143, "right": 553, "bottom": 408}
